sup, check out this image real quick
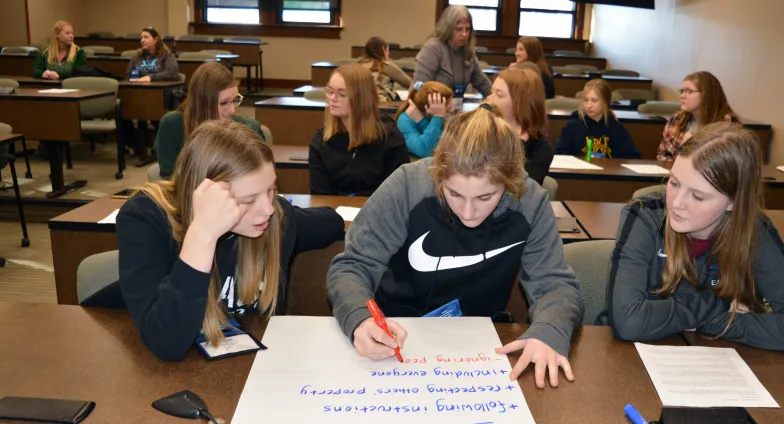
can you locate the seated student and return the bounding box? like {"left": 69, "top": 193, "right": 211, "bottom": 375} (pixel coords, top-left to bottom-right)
{"left": 116, "top": 120, "right": 343, "bottom": 361}
{"left": 358, "top": 36, "right": 412, "bottom": 102}
{"left": 327, "top": 104, "right": 583, "bottom": 388}
{"left": 508, "top": 37, "right": 555, "bottom": 99}
{"left": 122, "top": 27, "right": 180, "bottom": 167}
{"left": 33, "top": 21, "right": 87, "bottom": 80}
{"left": 658, "top": 71, "right": 738, "bottom": 160}
{"left": 309, "top": 63, "right": 409, "bottom": 196}
{"left": 413, "top": 5, "right": 492, "bottom": 97}
{"left": 555, "top": 79, "right": 641, "bottom": 159}
{"left": 156, "top": 62, "right": 267, "bottom": 179}
{"left": 395, "top": 81, "right": 453, "bottom": 158}
{"left": 600, "top": 122, "right": 784, "bottom": 351}
{"left": 487, "top": 68, "right": 553, "bottom": 186}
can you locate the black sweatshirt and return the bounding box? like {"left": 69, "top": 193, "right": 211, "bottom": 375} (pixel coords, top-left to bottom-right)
{"left": 596, "top": 193, "right": 784, "bottom": 351}
{"left": 523, "top": 134, "right": 554, "bottom": 186}
{"left": 309, "top": 115, "right": 410, "bottom": 196}
{"left": 117, "top": 193, "right": 344, "bottom": 361}
{"left": 555, "top": 111, "right": 641, "bottom": 159}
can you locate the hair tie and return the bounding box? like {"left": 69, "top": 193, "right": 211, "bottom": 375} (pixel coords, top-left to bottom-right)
{"left": 479, "top": 103, "right": 493, "bottom": 112}
{"left": 413, "top": 81, "right": 424, "bottom": 90}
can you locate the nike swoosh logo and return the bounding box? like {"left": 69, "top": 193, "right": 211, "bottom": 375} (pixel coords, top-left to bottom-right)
{"left": 657, "top": 249, "right": 667, "bottom": 258}
{"left": 408, "top": 231, "right": 525, "bottom": 273}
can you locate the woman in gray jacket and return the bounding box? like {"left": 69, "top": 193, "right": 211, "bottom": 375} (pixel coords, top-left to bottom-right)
{"left": 413, "top": 5, "right": 492, "bottom": 99}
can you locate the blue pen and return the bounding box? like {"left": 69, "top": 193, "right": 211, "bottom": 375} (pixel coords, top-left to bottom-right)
{"left": 624, "top": 404, "right": 648, "bottom": 424}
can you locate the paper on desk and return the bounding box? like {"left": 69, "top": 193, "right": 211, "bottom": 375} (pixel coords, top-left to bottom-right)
{"left": 634, "top": 343, "right": 779, "bottom": 408}
{"left": 335, "top": 206, "right": 361, "bottom": 222}
{"left": 98, "top": 209, "right": 120, "bottom": 224}
{"left": 232, "top": 316, "right": 534, "bottom": 424}
{"left": 37, "top": 89, "right": 79, "bottom": 93}
{"left": 549, "top": 155, "right": 603, "bottom": 170}
{"left": 777, "top": 166, "right": 784, "bottom": 173}
{"left": 621, "top": 164, "right": 670, "bottom": 175}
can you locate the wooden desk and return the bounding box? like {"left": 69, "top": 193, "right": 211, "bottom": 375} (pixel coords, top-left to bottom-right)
{"left": 311, "top": 61, "right": 499, "bottom": 87}
{"left": 0, "top": 88, "right": 115, "bottom": 197}
{"left": 0, "top": 302, "right": 686, "bottom": 424}
{"left": 118, "top": 80, "right": 184, "bottom": 121}
{"left": 255, "top": 97, "right": 325, "bottom": 146}
{"left": 74, "top": 36, "right": 142, "bottom": 52}
{"left": 0, "top": 54, "right": 36, "bottom": 76}
{"left": 174, "top": 39, "right": 267, "bottom": 91}
{"left": 273, "top": 144, "right": 310, "bottom": 193}
{"left": 349, "top": 45, "right": 608, "bottom": 70}
{"left": 552, "top": 74, "right": 653, "bottom": 97}
{"left": 681, "top": 333, "right": 784, "bottom": 424}
{"left": 85, "top": 56, "right": 217, "bottom": 81}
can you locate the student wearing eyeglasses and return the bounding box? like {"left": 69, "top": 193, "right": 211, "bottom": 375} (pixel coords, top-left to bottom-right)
{"left": 657, "top": 71, "right": 738, "bottom": 160}
{"left": 155, "top": 62, "right": 267, "bottom": 179}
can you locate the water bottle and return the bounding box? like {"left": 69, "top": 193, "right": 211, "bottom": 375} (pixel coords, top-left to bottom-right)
{"left": 130, "top": 68, "right": 140, "bottom": 81}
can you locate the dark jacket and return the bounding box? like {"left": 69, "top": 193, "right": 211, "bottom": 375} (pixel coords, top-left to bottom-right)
{"left": 555, "top": 111, "right": 641, "bottom": 159}
{"left": 524, "top": 134, "right": 555, "bottom": 186}
{"left": 117, "top": 193, "right": 344, "bottom": 361}
{"left": 597, "top": 193, "right": 784, "bottom": 351}
{"left": 309, "top": 115, "right": 410, "bottom": 196}
{"left": 541, "top": 71, "right": 555, "bottom": 99}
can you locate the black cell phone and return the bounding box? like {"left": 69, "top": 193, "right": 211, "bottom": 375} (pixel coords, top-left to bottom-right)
{"left": 556, "top": 216, "right": 580, "bottom": 233}
{"left": 659, "top": 406, "right": 757, "bottom": 424}
{"left": 111, "top": 188, "right": 134, "bottom": 199}
{"left": 0, "top": 396, "right": 95, "bottom": 423}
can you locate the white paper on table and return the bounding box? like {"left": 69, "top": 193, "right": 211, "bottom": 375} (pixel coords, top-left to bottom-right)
{"left": 396, "top": 90, "right": 410, "bottom": 101}
{"left": 777, "top": 166, "right": 784, "bottom": 173}
{"left": 98, "top": 209, "right": 120, "bottom": 224}
{"left": 549, "top": 155, "right": 603, "bottom": 170}
{"left": 37, "top": 89, "right": 79, "bottom": 93}
{"left": 634, "top": 343, "right": 779, "bottom": 408}
{"left": 232, "top": 317, "right": 535, "bottom": 424}
{"left": 621, "top": 164, "right": 670, "bottom": 175}
{"left": 335, "top": 206, "right": 361, "bottom": 222}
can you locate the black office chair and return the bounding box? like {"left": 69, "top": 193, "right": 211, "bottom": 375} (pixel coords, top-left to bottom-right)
{"left": 0, "top": 133, "right": 30, "bottom": 268}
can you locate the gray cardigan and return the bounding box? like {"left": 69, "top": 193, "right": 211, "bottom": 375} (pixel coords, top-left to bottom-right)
{"left": 413, "top": 38, "right": 492, "bottom": 97}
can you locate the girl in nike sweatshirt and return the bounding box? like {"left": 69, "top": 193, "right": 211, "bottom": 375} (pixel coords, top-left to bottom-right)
{"left": 600, "top": 122, "right": 784, "bottom": 351}
{"left": 555, "top": 79, "right": 640, "bottom": 159}
{"left": 327, "top": 104, "right": 584, "bottom": 389}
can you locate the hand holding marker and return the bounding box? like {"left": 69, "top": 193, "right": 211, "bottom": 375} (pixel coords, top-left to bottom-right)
{"left": 366, "top": 299, "right": 403, "bottom": 362}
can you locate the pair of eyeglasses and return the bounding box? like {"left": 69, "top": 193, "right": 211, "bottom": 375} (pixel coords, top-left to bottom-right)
{"left": 324, "top": 87, "right": 347, "bottom": 99}
{"left": 678, "top": 89, "right": 701, "bottom": 95}
{"left": 219, "top": 94, "right": 244, "bottom": 108}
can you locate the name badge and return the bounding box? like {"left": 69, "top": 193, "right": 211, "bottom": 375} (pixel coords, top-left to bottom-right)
{"left": 194, "top": 318, "right": 266, "bottom": 360}
{"left": 452, "top": 84, "right": 467, "bottom": 110}
{"left": 424, "top": 299, "right": 463, "bottom": 318}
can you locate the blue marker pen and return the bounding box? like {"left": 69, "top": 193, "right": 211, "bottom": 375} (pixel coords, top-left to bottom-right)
{"left": 624, "top": 404, "right": 648, "bottom": 424}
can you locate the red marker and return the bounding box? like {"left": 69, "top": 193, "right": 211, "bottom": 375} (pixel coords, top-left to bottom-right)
{"left": 366, "top": 299, "right": 403, "bottom": 362}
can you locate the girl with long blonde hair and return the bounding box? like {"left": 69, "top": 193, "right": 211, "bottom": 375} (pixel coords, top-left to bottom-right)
{"left": 33, "top": 20, "right": 87, "bottom": 80}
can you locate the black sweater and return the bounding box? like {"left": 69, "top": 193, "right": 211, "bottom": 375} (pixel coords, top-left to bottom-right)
{"left": 309, "top": 115, "right": 410, "bottom": 196}
{"left": 117, "top": 193, "right": 344, "bottom": 361}
{"left": 524, "top": 134, "right": 555, "bottom": 186}
{"left": 554, "top": 111, "right": 641, "bottom": 159}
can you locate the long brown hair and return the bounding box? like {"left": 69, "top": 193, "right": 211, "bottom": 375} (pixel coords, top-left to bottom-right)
{"left": 430, "top": 104, "right": 526, "bottom": 208}
{"left": 672, "top": 71, "right": 737, "bottom": 137}
{"left": 45, "top": 21, "right": 78, "bottom": 64}
{"left": 659, "top": 122, "right": 765, "bottom": 334}
{"left": 394, "top": 81, "right": 453, "bottom": 120}
{"left": 323, "top": 64, "right": 385, "bottom": 150}
{"left": 359, "top": 36, "right": 387, "bottom": 83}
{"left": 137, "top": 27, "right": 169, "bottom": 58}
{"left": 578, "top": 79, "right": 617, "bottom": 125}
{"left": 432, "top": 5, "right": 477, "bottom": 60}
{"left": 181, "top": 62, "right": 238, "bottom": 136}
{"left": 497, "top": 68, "right": 546, "bottom": 138}
{"left": 136, "top": 120, "right": 282, "bottom": 347}
{"left": 518, "top": 36, "right": 550, "bottom": 77}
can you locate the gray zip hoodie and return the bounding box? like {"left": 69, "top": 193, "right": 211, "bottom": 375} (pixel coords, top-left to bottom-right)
{"left": 326, "top": 158, "right": 584, "bottom": 357}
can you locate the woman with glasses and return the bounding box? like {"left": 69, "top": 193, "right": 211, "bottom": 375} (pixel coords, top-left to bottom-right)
{"left": 155, "top": 62, "right": 265, "bottom": 179}
{"left": 657, "top": 71, "right": 738, "bottom": 160}
{"left": 309, "top": 63, "right": 409, "bottom": 196}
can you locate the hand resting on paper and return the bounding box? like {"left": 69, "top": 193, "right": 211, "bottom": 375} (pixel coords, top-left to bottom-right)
{"left": 353, "top": 318, "right": 408, "bottom": 360}
{"left": 495, "top": 337, "right": 574, "bottom": 389}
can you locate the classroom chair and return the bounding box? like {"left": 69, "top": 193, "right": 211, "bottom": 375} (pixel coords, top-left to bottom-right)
{"left": 553, "top": 50, "right": 584, "bottom": 57}
{"left": 0, "top": 122, "right": 30, "bottom": 268}
{"left": 82, "top": 48, "right": 96, "bottom": 57}
{"left": 552, "top": 65, "right": 584, "bottom": 75}
{"left": 0, "top": 78, "right": 20, "bottom": 89}
{"left": 392, "top": 58, "right": 417, "bottom": 69}
{"left": 147, "top": 163, "right": 163, "bottom": 182}
{"left": 1, "top": 46, "right": 38, "bottom": 55}
{"left": 332, "top": 57, "right": 358, "bottom": 65}
{"left": 178, "top": 51, "right": 218, "bottom": 60}
{"left": 120, "top": 50, "right": 138, "bottom": 58}
{"left": 563, "top": 239, "right": 615, "bottom": 325}
{"left": 601, "top": 69, "right": 640, "bottom": 77}
{"left": 638, "top": 101, "right": 680, "bottom": 116}
{"left": 124, "top": 32, "right": 141, "bottom": 39}
{"left": 61, "top": 77, "right": 125, "bottom": 179}
{"left": 632, "top": 184, "right": 666, "bottom": 199}
{"left": 545, "top": 97, "right": 581, "bottom": 112}
{"left": 77, "top": 250, "right": 119, "bottom": 303}
{"left": 575, "top": 90, "right": 623, "bottom": 102}
{"left": 87, "top": 31, "right": 115, "bottom": 38}
{"left": 613, "top": 88, "right": 656, "bottom": 101}
{"left": 260, "top": 125, "right": 273, "bottom": 144}
{"left": 25, "top": 44, "right": 45, "bottom": 50}
{"left": 82, "top": 45, "right": 114, "bottom": 54}
{"left": 567, "top": 64, "right": 599, "bottom": 73}
{"left": 178, "top": 35, "right": 214, "bottom": 42}
{"left": 177, "top": 72, "right": 186, "bottom": 83}
{"left": 542, "top": 176, "right": 558, "bottom": 200}
{"left": 506, "top": 47, "right": 516, "bottom": 54}
{"left": 477, "top": 60, "right": 492, "bottom": 70}
{"left": 475, "top": 46, "right": 489, "bottom": 53}
{"left": 304, "top": 88, "right": 327, "bottom": 101}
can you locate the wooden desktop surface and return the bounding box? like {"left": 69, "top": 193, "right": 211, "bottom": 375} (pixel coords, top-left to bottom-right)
{"left": 0, "top": 301, "right": 692, "bottom": 424}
